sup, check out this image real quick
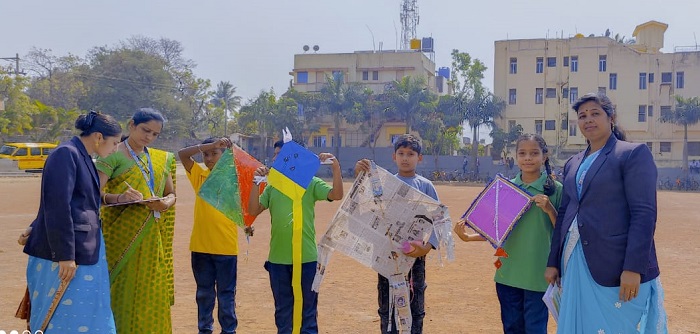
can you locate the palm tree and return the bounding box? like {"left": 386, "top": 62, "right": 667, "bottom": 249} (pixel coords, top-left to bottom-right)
{"left": 385, "top": 76, "right": 435, "bottom": 133}
{"left": 454, "top": 91, "right": 506, "bottom": 173}
{"left": 660, "top": 95, "right": 700, "bottom": 174}
{"left": 237, "top": 90, "right": 277, "bottom": 160}
{"left": 319, "top": 74, "right": 365, "bottom": 158}
{"left": 211, "top": 81, "right": 242, "bottom": 136}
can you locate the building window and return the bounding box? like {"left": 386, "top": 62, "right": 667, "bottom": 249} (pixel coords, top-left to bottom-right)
{"left": 562, "top": 87, "right": 569, "bottom": 100}
{"left": 660, "top": 106, "right": 672, "bottom": 118}
{"left": 661, "top": 72, "right": 672, "bottom": 83}
{"left": 563, "top": 56, "right": 569, "bottom": 67}
{"left": 508, "top": 120, "right": 516, "bottom": 131}
{"left": 639, "top": 73, "right": 647, "bottom": 90}
{"left": 649, "top": 73, "right": 654, "bottom": 83}
{"left": 677, "top": 71, "right": 684, "bottom": 89}
{"left": 648, "top": 105, "right": 654, "bottom": 117}
{"left": 609, "top": 73, "right": 617, "bottom": 90}
{"left": 599, "top": 55, "right": 607, "bottom": 72}
{"left": 660, "top": 142, "right": 671, "bottom": 153}
{"left": 372, "top": 71, "right": 379, "bottom": 80}
{"left": 535, "top": 88, "right": 543, "bottom": 104}
{"left": 546, "top": 88, "right": 556, "bottom": 98}
{"left": 297, "top": 71, "right": 308, "bottom": 84}
{"left": 571, "top": 56, "right": 578, "bottom": 72}
{"left": 535, "top": 120, "right": 543, "bottom": 135}
{"left": 569, "top": 120, "right": 577, "bottom": 136}
{"left": 598, "top": 87, "right": 606, "bottom": 95}
{"left": 313, "top": 136, "right": 327, "bottom": 148}
{"left": 509, "top": 89, "right": 517, "bottom": 104}
{"left": 638, "top": 105, "right": 647, "bottom": 122}
{"left": 547, "top": 57, "right": 556, "bottom": 67}
{"left": 688, "top": 142, "right": 700, "bottom": 156}
{"left": 569, "top": 87, "right": 578, "bottom": 104}
{"left": 362, "top": 71, "right": 369, "bottom": 81}
{"left": 545, "top": 120, "right": 556, "bottom": 130}
{"left": 536, "top": 57, "right": 543, "bottom": 73}
{"left": 510, "top": 58, "right": 517, "bottom": 74}
{"left": 646, "top": 142, "right": 653, "bottom": 152}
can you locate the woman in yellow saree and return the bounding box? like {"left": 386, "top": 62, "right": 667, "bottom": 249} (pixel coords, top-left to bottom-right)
{"left": 96, "top": 108, "right": 177, "bottom": 333}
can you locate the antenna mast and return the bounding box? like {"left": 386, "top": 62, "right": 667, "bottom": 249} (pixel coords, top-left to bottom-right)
{"left": 400, "top": 0, "right": 419, "bottom": 50}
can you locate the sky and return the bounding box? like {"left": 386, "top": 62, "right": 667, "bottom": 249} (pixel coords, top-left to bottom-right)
{"left": 3, "top": 0, "right": 700, "bottom": 139}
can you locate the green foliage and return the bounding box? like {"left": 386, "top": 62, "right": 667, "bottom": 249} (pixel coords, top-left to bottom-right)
{"left": 384, "top": 76, "right": 435, "bottom": 133}
{"left": 0, "top": 72, "right": 36, "bottom": 140}
{"left": 660, "top": 95, "right": 700, "bottom": 173}
{"left": 449, "top": 49, "right": 506, "bottom": 171}
{"left": 29, "top": 101, "right": 80, "bottom": 142}
{"left": 318, "top": 74, "right": 368, "bottom": 158}
{"left": 490, "top": 123, "right": 523, "bottom": 159}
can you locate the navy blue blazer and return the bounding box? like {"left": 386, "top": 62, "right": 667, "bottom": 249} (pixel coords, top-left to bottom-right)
{"left": 24, "top": 136, "right": 103, "bottom": 265}
{"left": 547, "top": 135, "right": 660, "bottom": 287}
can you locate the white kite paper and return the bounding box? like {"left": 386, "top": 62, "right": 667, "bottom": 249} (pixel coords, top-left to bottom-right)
{"left": 313, "top": 164, "right": 455, "bottom": 291}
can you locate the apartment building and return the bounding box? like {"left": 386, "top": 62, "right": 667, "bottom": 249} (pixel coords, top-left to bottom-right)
{"left": 290, "top": 50, "right": 447, "bottom": 148}
{"left": 494, "top": 21, "right": 700, "bottom": 167}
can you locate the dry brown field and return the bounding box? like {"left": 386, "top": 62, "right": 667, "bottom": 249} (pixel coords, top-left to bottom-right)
{"left": 1, "top": 172, "right": 698, "bottom": 333}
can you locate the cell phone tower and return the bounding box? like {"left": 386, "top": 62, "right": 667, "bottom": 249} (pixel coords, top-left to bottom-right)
{"left": 400, "top": 0, "right": 419, "bottom": 50}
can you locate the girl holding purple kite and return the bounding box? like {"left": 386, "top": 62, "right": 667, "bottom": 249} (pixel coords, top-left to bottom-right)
{"left": 455, "top": 133, "right": 562, "bottom": 334}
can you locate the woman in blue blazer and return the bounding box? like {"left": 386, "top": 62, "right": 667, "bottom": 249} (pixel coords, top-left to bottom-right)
{"left": 23, "top": 111, "right": 122, "bottom": 333}
{"left": 544, "top": 93, "right": 667, "bottom": 333}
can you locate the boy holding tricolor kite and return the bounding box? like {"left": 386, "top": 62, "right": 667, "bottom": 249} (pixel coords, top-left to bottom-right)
{"left": 248, "top": 137, "right": 343, "bottom": 334}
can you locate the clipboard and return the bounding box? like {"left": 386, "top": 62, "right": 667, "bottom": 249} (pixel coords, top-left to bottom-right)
{"left": 103, "top": 196, "right": 168, "bottom": 207}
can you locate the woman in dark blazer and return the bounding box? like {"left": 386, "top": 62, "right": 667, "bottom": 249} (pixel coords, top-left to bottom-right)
{"left": 22, "top": 111, "right": 122, "bottom": 333}
{"left": 544, "top": 93, "right": 667, "bottom": 333}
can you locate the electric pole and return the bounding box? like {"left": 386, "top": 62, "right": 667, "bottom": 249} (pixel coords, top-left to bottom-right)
{"left": 1, "top": 53, "right": 26, "bottom": 75}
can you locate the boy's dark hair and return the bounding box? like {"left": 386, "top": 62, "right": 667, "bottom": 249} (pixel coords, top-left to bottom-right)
{"left": 393, "top": 134, "right": 422, "bottom": 154}
{"left": 201, "top": 137, "right": 225, "bottom": 152}
{"left": 515, "top": 133, "right": 556, "bottom": 196}
{"left": 273, "top": 139, "right": 306, "bottom": 149}
{"left": 572, "top": 92, "right": 626, "bottom": 141}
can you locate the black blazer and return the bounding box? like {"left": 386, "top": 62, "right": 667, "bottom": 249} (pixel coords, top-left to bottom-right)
{"left": 24, "top": 136, "right": 103, "bottom": 265}
{"left": 547, "top": 135, "right": 660, "bottom": 287}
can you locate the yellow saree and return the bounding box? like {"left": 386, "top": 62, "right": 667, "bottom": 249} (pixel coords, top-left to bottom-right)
{"left": 96, "top": 148, "right": 176, "bottom": 334}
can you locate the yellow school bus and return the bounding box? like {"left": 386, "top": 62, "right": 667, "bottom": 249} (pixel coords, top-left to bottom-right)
{"left": 0, "top": 142, "right": 57, "bottom": 170}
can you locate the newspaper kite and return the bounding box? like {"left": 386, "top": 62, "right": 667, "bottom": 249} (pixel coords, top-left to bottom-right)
{"left": 312, "top": 162, "right": 454, "bottom": 333}
{"left": 460, "top": 174, "right": 533, "bottom": 268}
{"left": 198, "top": 144, "right": 263, "bottom": 228}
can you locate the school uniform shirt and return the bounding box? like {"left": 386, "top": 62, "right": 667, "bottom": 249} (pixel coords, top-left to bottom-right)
{"left": 259, "top": 177, "right": 332, "bottom": 265}
{"left": 187, "top": 162, "right": 238, "bottom": 255}
{"left": 494, "top": 172, "right": 563, "bottom": 292}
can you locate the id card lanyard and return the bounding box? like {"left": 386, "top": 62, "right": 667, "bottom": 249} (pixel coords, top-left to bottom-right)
{"left": 124, "top": 140, "right": 160, "bottom": 218}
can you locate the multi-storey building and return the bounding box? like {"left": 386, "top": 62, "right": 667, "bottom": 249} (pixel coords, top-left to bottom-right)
{"left": 494, "top": 20, "right": 700, "bottom": 167}
{"left": 290, "top": 50, "right": 447, "bottom": 148}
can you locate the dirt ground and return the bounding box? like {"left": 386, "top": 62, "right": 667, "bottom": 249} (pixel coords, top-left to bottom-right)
{"left": 1, "top": 172, "right": 698, "bottom": 333}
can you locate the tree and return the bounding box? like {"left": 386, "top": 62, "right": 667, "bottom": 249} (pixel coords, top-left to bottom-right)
{"left": 660, "top": 95, "right": 700, "bottom": 174}
{"left": 237, "top": 89, "right": 280, "bottom": 160}
{"left": 318, "top": 74, "right": 366, "bottom": 158}
{"left": 24, "top": 47, "right": 87, "bottom": 110}
{"left": 0, "top": 72, "right": 37, "bottom": 141}
{"left": 449, "top": 49, "right": 506, "bottom": 174}
{"left": 385, "top": 76, "right": 434, "bottom": 133}
{"left": 416, "top": 94, "right": 463, "bottom": 169}
{"left": 211, "top": 81, "right": 241, "bottom": 136}
{"left": 490, "top": 123, "right": 523, "bottom": 160}
{"left": 29, "top": 101, "right": 79, "bottom": 142}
